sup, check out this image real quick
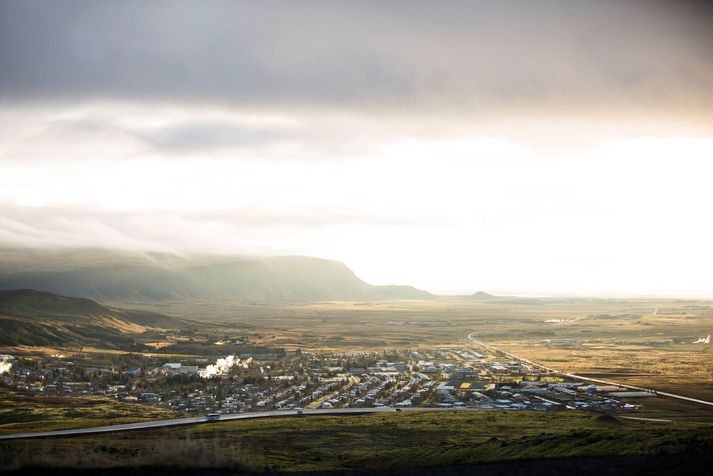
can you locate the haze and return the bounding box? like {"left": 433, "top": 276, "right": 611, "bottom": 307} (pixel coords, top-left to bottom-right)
{"left": 1, "top": 0, "right": 713, "bottom": 296}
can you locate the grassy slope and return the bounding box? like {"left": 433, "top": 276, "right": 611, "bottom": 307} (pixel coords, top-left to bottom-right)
{"left": 1, "top": 410, "right": 712, "bottom": 472}
{"left": 0, "top": 289, "right": 183, "bottom": 348}
{"left": 0, "top": 391, "right": 178, "bottom": 435}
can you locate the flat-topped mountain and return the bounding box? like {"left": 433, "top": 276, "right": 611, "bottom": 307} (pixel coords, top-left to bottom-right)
{"left": 0, "top": 248, "right": 431, "bottom": 302}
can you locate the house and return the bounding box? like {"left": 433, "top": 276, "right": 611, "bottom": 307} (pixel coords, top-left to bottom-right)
{"left": 86, "top": 367, "right": 112, "bottom": 375}
{"left": 437, "top": 383, "right": 455, "bottom": 394}
{"left": 453, "top": 369, "right": 479, "bottom": 380}
{"left": 162, "top": 363, "right": 197, "bottom": 375}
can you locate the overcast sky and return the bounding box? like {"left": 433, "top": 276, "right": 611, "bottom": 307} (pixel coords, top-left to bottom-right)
{"left": 1, "top": 0, "right": 713, "bottom": 296}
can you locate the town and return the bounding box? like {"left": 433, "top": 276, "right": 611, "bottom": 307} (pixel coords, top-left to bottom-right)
{"left": 0, "top": 345, "right": 645, "bottom": 415}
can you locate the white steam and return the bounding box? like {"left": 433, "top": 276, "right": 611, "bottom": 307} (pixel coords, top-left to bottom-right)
{"left": 0, "top": 361, "right": 11, "bottom": 375}
{"left": 199, "top": 355, "right": 252, "bottom": 378}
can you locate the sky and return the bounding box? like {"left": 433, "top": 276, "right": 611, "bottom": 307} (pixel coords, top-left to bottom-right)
{"left": 1, "top": 0, "right": 713, "bottom": 296}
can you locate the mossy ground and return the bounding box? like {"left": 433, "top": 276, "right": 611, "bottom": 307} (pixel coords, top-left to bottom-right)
{"left": 0, "top": 390, "right": 177, "bottom": 434}
{"left": 1, "top": 410, "right": 712, "bottom": 472}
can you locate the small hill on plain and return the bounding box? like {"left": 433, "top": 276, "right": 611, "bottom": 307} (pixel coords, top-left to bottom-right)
{"left": 471, "top": 291, "right": 498, "bottom": 300}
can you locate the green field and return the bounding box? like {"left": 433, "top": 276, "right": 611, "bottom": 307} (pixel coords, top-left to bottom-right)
{"left": 1, "top": 410, "right": 712, "bottom": 472}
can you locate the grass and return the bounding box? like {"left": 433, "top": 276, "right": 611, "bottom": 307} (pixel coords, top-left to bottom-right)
{"left": 1, "top": 410, "right": 712, "bottom": 472}
{"left": 0, "top": 390, "right": 178, "bottom": 434}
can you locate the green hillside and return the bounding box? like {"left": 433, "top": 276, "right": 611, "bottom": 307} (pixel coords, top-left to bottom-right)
{"left": 0, "top": 248, "right": 431, "bottom": 302}
{"left": 0, "top": 289, "right": 184, "bottom": 348}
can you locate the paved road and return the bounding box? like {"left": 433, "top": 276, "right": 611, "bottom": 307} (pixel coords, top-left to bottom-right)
{"left": 467, "top": 332, "right": 713, "bottom": 408}
{"left": 619, "top": 416, "right": 672, "bottom": 423}
{"left": 0, "top": 407, "right": 398, "bottom": 441}
{"left": 0, "top": 406, "right": 476, "bottom": 441}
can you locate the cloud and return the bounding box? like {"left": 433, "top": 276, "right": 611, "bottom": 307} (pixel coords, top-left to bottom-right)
{"left": 2, "top": 1, "right": 713, "bottom": 296}
{"left": 0, "top": 202, "right": 443, "bottom": 255}
{"left": 0, "top": 103, "right": 433, "bottom": 160}
{"left": 135, "top": 121, "right": 282, "bottom": 151}
{"left": 1, "top": 0, "right": 711, "bottom": 119}
{"left": 47, "top": 114, "right": 294, "bottom": 153}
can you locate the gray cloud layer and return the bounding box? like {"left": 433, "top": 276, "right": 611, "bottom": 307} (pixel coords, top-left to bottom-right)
{"left": 1, "top": 0, "right": 712, "bottom": 117}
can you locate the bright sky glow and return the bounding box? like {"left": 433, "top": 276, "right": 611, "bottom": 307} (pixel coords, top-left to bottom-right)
{"left": 2, "top": 1, "right": 713, "bottom": 296}
{"left": 2, "top": 104, "right": 713, "bottom": 296}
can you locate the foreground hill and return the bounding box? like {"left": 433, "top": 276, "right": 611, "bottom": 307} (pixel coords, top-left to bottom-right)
{"left": 0, "top": 248, "right": 431, "bottom": 302}
{"left": 0, "top": 289, "right": 183, "bottom": 348}
{"left": 1, "top": 410, "right": 712, "bottom": 474}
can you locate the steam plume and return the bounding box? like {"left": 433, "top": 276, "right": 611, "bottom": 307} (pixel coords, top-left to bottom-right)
{"left": 199, "top": 355, "right": 252, "bottom": 378}
{"left": 0, "top": 360, "right": 11, "bottom": 375}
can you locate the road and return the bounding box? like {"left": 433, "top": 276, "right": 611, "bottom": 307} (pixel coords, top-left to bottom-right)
{"left": 0, "top": 406, "right": 475, "bottom": 441}
{"left": 307, "top": 375, "right": 360, "bottom": 409}
{"left": 0, "top": 407, "right": 400, "bottom": 441}
{"left": 467, "top": 332, "right": 713, "bottom": 408}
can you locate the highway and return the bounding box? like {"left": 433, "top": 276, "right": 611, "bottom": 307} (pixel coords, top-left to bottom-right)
{"left": 467, "top": 332, "right": 713, "bottom": 408}
{"left": 0, "top": 406, "right": 477, "bottom": 441}
{"left": 0, "top": 407, "right": 397, "bottom": 441}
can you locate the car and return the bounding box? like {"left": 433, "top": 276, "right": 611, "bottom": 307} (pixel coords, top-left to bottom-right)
{"left": 396, "top": 408, "right": 402, "bottom": 412}
{"left": 295, "top": 408, "right": 305, "bottom": 415}
{"left": 206, "top": 413, "right": 221, "bottom": 422}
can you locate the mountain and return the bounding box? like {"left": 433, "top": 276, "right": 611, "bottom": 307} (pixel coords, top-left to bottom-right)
{"left": 0, "top": 289, "right": 183, "bottom": 348}
{"left": 471, "top": 291, "right": 497, "bottom": 300}
{"left": 0, "top": 248, "right": 431, "bottom": 302}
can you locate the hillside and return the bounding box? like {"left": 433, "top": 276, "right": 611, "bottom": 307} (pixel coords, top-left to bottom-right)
{"left": 0, "top": 248, "right": 431, "bottom": 302}
{"left": 0, "top": 289, "right": 183, "bottom": 348}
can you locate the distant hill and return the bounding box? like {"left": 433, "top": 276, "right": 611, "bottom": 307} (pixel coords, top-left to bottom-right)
{"left": 471, "top": 291, "right": 497, "bottom": 300}
{"left": 0, "top": 289, "right": 183, "bottom": 348}
{"left": 0, "top": 248, "right": 431, "bottom": 302}
{"left": 469, "top": 291, "right": 554, "bottom": 305}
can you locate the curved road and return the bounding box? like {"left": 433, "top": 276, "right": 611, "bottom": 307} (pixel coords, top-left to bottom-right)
{"left": 0, "top": 406, "right": 475, "bottom": 441}
{"left": 467, "top": 332, "right": 713, "bottom": 408}
{"left": 0, "top": 407, "right": 397, "bottom": 441}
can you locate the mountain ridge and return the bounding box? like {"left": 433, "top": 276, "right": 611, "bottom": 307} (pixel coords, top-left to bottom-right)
{"left": 0, "top": 248, "right": 432, "bottom": 302}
